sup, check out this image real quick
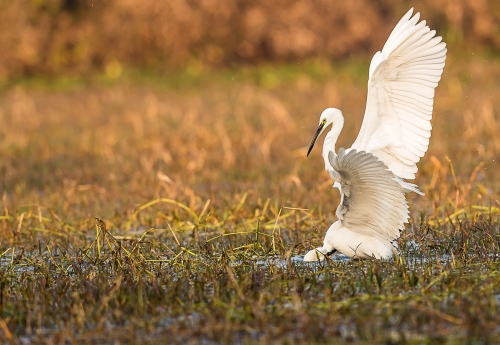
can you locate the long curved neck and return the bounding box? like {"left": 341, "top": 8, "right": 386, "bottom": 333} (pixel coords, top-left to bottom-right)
{"left": 322, "top": 123, "right": 343, "bottom": 171}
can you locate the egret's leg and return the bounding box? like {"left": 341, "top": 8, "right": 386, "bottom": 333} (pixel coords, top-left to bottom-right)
{"left": 303, "top": 233, "right": 337, "bottom": 262}
{"left": 303, "top": 247, "right": 326, "bottom": 261}
{"left": 304, "top": 220, "right": 341, "bottom": 262}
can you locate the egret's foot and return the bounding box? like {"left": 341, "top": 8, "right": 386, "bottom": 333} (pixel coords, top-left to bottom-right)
{"left": 304, "top": 248, "right": 327, "bottom": 262}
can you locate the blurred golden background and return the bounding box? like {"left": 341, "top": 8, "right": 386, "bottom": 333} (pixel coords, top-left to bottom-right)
{"left": 0, "top": 0, "right": 498, "bottom": 79}
{"left": 0, "top": 3, "right": 499, "bottom": 342}
{"left": 0, "top": 0, "right": 499, "bottom": 225}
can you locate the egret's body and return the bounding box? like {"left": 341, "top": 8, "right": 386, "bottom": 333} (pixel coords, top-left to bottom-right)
{"left": 309, "top": 221, "right": 398, "bottom": 260}
{"left": 304, "top": 8, "right": 446, "bottom": 261}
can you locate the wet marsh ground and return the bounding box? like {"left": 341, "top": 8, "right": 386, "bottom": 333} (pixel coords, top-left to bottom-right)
{"left": 0, "top": 54, "right": 500, "bottom": 344}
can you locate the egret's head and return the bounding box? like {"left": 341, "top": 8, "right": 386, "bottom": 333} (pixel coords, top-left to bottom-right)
{"left": 307, "top": 108, "right": 343, "bottom": 156}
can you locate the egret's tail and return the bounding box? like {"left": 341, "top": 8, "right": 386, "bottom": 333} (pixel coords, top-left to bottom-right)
{"left": 394, "top": 176, "right": 424, "bottom": 196}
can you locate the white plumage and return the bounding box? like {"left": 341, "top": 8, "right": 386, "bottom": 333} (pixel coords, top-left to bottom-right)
{"left": 303, "top": 8, "right": 446, "bottom": 260}
{"left": 329, "top": 149, "right": 408, "bottom": 239}
{"left": 352, "top": 8, "right": 447, "bottom": 179}
{"left": 304, "top": 149, "right": 408, "bottom": 260}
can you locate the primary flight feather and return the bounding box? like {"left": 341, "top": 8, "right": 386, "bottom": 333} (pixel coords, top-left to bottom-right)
{"left": 304, "top": 8, "right": 446, "bottom": 260}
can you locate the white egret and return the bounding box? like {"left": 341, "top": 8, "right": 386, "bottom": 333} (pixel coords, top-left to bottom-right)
{"left": 303, "top": 8, "right": 446, "bottom": 260}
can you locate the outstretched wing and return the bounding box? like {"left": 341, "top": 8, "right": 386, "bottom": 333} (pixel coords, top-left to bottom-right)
{"left": 328, "top": 148, "right": 409, "bottom": 241}
{"left": 351, "top": 8, "right": 447, "bottom": 179}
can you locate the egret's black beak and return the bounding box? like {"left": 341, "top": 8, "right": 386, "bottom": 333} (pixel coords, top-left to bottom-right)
{"left": 307, "top": 123, "right": 325, "bottom": 156}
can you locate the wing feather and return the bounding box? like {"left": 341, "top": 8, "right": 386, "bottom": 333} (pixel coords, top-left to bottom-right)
{"left": 394, "top": 103, "right": 432, "bottom": 121}
{"left": 352, "top": 8, "right": 446, "bottom": 179}
{"left": 400, "top": 121, "right": 430, "bottom": 139}
{"left": 393, "top": 26, "right": 430, "bottom": 56}
{"left": 390, "top": 82, "right": 436, "bottom": 98}
{"left": 329, "top": 149, "right": 409, "bottom": 240}
{"left": 400, "top": 53, "right": 447, "bottom": 67}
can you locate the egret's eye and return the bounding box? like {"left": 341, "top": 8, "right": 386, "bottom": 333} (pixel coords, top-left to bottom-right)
{"left": 321, "top": 119, "right": 327, "bottom": 125}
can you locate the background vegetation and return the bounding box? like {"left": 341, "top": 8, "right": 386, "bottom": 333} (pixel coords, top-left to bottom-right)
{"left": 0, "top": 0, "right": 499, "bottom": 79}
{"left": 0, "top": 0, "right": 499, "bottom": 344}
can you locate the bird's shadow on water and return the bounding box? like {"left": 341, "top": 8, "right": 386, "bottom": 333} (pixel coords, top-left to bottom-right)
{"left": 249, "top": 253, "right": 355, "bottom": 271}
{"left": 290, "top": 253, "right": 352, "bottom": 265}
{"left": 251, "top": 243, "right": 457, "bottom": 272}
